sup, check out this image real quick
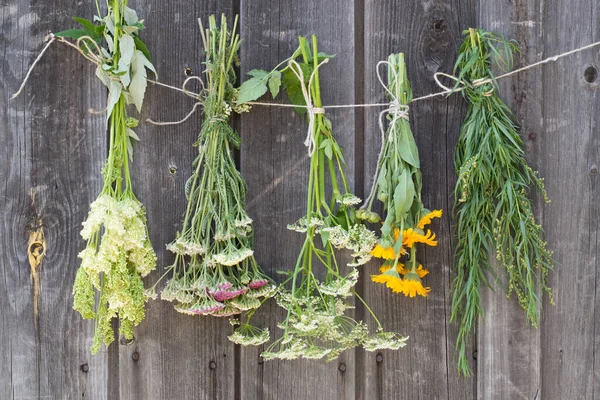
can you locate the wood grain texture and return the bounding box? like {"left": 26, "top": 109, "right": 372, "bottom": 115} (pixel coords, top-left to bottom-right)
{"left": 360, "top": 1, "right": 475, "bottom": 399}
{"left": 476, "top": 0, "right": 545, "bottom": 398}
{"left": 1, "top": 1, "right": 599, "bottom": 399}
{"left": 0, "top": 1, "right": 108, "bottom": 399}
{"left": 116, "top": 2, "right": 237, "bottom": 400}
{"left": 538, "top": 0, "right": 599, "bottom": 398}
{"left": 238, "top": 0, "right": 357, "bottom": 399}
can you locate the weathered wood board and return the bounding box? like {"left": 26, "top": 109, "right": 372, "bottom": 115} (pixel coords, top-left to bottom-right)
{"left": 1, "top": 0, "right": 598, "bottom": 399}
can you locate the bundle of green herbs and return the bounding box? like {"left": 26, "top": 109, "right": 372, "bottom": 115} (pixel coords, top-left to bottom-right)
{"left": 450, "top": 28, "right": 554, "bottom": 375}
{"left": 161, "top": 15, "right": 273, "bottom": 334}
{"left": 236, "top": 35, "right": 407, "bottom": 360}
{"left": 360, "top": 53, "right": 443, "bottom": 299}
{"left": 63, "top": 0, "right": 158, "bottom": 353}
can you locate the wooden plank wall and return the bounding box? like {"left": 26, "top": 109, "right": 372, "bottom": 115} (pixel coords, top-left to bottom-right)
{"left": 1, "top": 0, "right": 598, "bottom": 399}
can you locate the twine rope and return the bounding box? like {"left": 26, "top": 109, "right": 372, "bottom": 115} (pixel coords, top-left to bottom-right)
{"left": 10, "top": 33, "right": 600, "bottom": 139}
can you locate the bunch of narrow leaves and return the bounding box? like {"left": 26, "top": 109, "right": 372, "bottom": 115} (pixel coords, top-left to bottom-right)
{"left": 360, "top": 53, "right": 442, "bottom": 299}
{"left": 236, "top": 35, "right": 407, "bottom": 359}
{"left": 450, "top": 29, "right": 554, "bottom": 376}
{"left": 67, "top": 0, "right": 157, "bottom": 354}
{"left": 161, "top": 15, "right": 273, "bottom": 328}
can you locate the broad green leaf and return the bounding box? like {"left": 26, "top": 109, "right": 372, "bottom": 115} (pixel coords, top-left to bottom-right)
{"left": 236, "top": 77, "right": 268, "bottom": 104}
{"left": 133, "top": 36, "right": 151, "bottom": 61}
{"left": 95, "top": 65, "right": 110, "bottom": 88}
{"left": 324, "top": 143, "right": 333, "bottom": 160}
{"left": 104, "top": 33, "right": 114, "bottom": 52}
{"left": 393, "top": 170, "right": 415, "bottom": 219}
{"left": 246, "top": 69, "right": 269, "bottom": 79}
{"left": 123, "top": 6, "right": 139, "bottom": 25}
{"left": 73, "top": 17, "right": 102, "bottom": 42}
{"left": 106, "top": 80, "right": 122, "bottom": 120}
{"left": 117, "top": 34, "right": 135, "bottom": 88}
{"left": 128, "top": 50, "right": 151, "bottom": 112}
{"left": 398, "top": 125, "right": 420, "bottom": 168}
{"left": 319, "top": 139, "right": 330, "bottom": 150}
{"left": 54, "top": 29, "right": 88, "bottom": 40}
{"left": 268, "top": 70, "right": 282, "bottom": 98}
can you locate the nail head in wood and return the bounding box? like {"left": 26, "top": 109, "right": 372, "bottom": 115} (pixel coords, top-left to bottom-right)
{"left": 338, "top": 363, "right": 346, "bottom": 372}
{"left": 132, "top": 351, "right": 140, "bottom": 362}
{"left": 376, "top": 353, "right": 383, "bottom": 363}
{"left": 80, "top": 363, "right": 89, "bottom": 373}
{"left": 209, "top": 360, "right": 217, "bottom": 370}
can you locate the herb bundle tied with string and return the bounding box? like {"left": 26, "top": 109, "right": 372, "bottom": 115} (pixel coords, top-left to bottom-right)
{"left": 161, "top": 15, "right": 274, "bottom": 336}
{"left": 236, "top": 35, "right": 408, "bottom": 360}
{"left": 61, "top": 0, "right": 158, "bottom": 354}
{"left": 360, "top": 53, "right": 443, "bottom": 299}
{"left": 450, "top": 28, "right": 555, "bottom": 376}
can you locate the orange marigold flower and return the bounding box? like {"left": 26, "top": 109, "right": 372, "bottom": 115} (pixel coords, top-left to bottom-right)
{"left": 379, "top": 263, "right": 405, "bottom": 274}
{"left": 371, "top": 244, "right": 395, "bottom": 260}
{"left": 399, "top": 264, "right": 428, "bottom": 278}
{"left": 416, "top": 209, "right": 443, "bottom": 229}
{"left": 371, "top": 268, "right": 403, "bottom": 292}
{"left": 397, "top": 278, "right": 431, "bottom": 298}
{"left": 403, "top": 228, "right": 438, "bottom": 248}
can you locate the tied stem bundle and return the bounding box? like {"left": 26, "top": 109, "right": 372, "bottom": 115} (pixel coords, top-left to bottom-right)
{"left": 69, "top": 0, "right": 158, "bottom": 354}
{"left": 360, "top": 53, "right": 442, "bottom": 298}
{"left": 237, "top": 36, "right": 407, "bottom": 360}
{"left": 161, "top": 15, "right": 273, "bottom": 334}
{"left": 450, "top": 29, "right": 554, "bottom": 376}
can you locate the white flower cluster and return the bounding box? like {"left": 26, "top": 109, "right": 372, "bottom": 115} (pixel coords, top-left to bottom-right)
{"left": 212, "top": 247, "right": 254, "bottom": 267}
{"left": 338, "top": 193, "right": 362, "bottom": 207}
{"left": 228, "top": 324, "right": 270, "bottom": 346}
{"left": 318, "top": 269, "right": 359, "bottom": 297}
{"left": 79, "top": 195, "right": 157, "bottom": 288}
{"left": 287, "top": 217, "right": 324, "bottom": 233}
{"left": 73, "top": 194, "right": 157, "bottom": 354}
{"left": 321, "top": 224, "right": 377, "bottom": 267}
{"left": 166, "top": 238, "right": 207, "bottom": 256}
{"left": 363, "top": 330, "right": 409, "bottom": 352}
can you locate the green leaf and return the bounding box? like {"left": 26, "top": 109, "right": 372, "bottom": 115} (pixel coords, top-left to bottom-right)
{"left": 133, "top": 36, "right": 152, "bottom": 61}
{"left": 54, "top": 29, "right": 88, "bottom": 40}
{"left": 236, "top": 77, "right": 268, "bottom": 104}
{"left": 127, "top": 128, "right": 140, "bottom": 141}
{"left": 117, "top": 34, "right": 135, "bottom": 87}
{"left": 398, "top": 125, "right": 420, "bottom": 168}
{"left": 123, "top": 6, "right": 139, "bottom": 25}
{"left": 268, "top": 70, "right": 282, "bottom": 98}
{"left": 128, "top": 49, "right": 154, "bottom": 112}
{"left": 106, "top": 80, "right": 122, "bottom": 120}
{"left": 324, "top": 143, "right": 333, "bottom": 160}
{"left": 393, "top": 170, "right": 415, "bottom": 219}
{"left": 320, "top": 230, "right": 330, "bottom": 248}
{"left": 282, "top": 67, "right": 307, "bottom": 115}
{"left": 247, "top": 69, "right": 269, "bottom": 79}
{"left": 72, "top": 17, "right": 103, "bottom": 42}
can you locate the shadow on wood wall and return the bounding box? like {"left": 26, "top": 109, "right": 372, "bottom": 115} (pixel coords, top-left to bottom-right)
{"left": 1, "top": 0, "right": 598, "bottom": 399}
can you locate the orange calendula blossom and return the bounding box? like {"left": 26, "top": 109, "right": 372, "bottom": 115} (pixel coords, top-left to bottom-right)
{"left": 416, "top": 209, "right": 443, "bottom": 229}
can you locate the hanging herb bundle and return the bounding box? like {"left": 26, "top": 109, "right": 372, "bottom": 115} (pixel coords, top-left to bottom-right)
{"left": 161, "top": 15, "right": 273, "bottom": 329}
{"left": 60, "top": 0, "right": 158, "bottom": 354}
{"left": 236, "top": 35, "right": 407, "bottom": 360}
{"left": 360, "top": 53, "right": 442, "bottom": 298}
{"left": 450, "top": 29, "right": 554, "bottom": 376}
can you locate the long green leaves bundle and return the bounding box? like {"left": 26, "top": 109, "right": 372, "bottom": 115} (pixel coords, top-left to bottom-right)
{"left": 161, "top": 15, "right": 273, "bottom": 333}
{"left": 237, "top": 35, "right": 407, "bottom": 360}
{"left": 450, "top": 29, "right": 554, "bottom": 375}
{"left": 67, "top": 0, "right": 157, "bottom": 354}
